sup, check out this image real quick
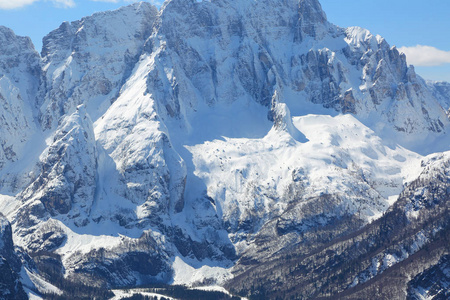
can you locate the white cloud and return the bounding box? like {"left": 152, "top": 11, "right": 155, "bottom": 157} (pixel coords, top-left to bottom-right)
{"left": 90, "top": 0, "right": 119, "bottom": 2}
{"left": 399, "top": 45, "right": 450, "bottom": 67}
{"left": 89, "top": 0, "right": 164, "bottom": 5}
{"left": 0, "top": 0, "right": 75, "bottom": 9}
{"left": 146, "top": 0, "right": 164, "bottom": 5}
{"left": 0, "top": 0, "right": 38, "bottom": 9}
{"left": 49, "top": 0, "right": 76, "bottom": 8}
{"left": 0, "top": 0, "right": 162, "bottom": 9}
{"left": 90, "top": 0, "right": 164, "bottom": 6}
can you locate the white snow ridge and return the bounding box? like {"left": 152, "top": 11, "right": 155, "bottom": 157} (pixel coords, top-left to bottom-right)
{"left": 0, "top": 0, "right": 449, "bottom": 299}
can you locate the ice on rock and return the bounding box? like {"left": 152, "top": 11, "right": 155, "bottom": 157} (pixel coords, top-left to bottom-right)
{"left": 0, "top": 26, "right": 41, "bottom": 174}
{"left": 40, "top": 2, "right": 158, "bottom": 129}
{"left": 0, "top": 0, "right": 449, "bottom": 292}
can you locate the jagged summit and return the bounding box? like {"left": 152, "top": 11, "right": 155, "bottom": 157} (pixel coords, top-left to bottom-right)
{"left": 150, "top": 0, "right": 449, "bottom": 150}
{"left": 298, "top": 0, "right": 329, "bottom": 34}
{"left": 0, "top": 27, "right": 41, "bottom": 181}
{"left": 0, "top": 26, "right": 36, "bottom": 56}
{"left": 39, "top": 1, "right": 158, "bottom": 129}
{"left": 0, "top": 0, "right": 449, "bottom": 298}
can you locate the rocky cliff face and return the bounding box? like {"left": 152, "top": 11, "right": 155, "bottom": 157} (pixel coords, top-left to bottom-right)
{"left": 40, "top": 2, "right": 158, "bottom": 129}
{"left": 227, "top": 152, "right": 450, "bottom": 299}
{"left": 16, "top": 105, "right": 98, "bottom": 233}
{"left": 0, "top": 215, "right": 27, "bottom": 300}
{"left": 429, "top": 80, "right": 450, "bottom": 114}
{"left": 408, "top": 255, "right": 450, "bottom": 300}
{"left": 0, "top": 0, "right": 449, "bottom": 298}
{"left": 0, "top": 26, "right": 40, "bottom": 175}
{"left": 145, "top": 0, "right": 448, "bottom": 140}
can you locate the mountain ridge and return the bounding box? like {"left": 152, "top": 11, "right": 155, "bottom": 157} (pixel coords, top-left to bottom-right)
{"left": 0, "top": 0, "right": 448, "bottom": 299}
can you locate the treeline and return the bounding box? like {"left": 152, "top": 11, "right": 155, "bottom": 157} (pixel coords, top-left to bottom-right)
{"left": 117, "top": 284, "right": 241, "bottom": 300}
{"left": 226, "top": 161, "right": 450, "bottom": 299}
{"left": 43, "top": 286, "right": 113, "bottom": 300}
{"left": 31, "top": 251, "right": 113, "bottom": 300}
{"left": 121, "top": 295, "right": 169, "bottom": 300}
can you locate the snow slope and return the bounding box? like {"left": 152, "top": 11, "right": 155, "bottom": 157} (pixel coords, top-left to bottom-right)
{"left": 0, "top": 0, "right": 448, "bottom": 296}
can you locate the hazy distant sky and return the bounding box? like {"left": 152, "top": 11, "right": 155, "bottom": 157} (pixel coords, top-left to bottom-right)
{"left": 320, "top": 0, "right": 450, "bottom": 82}
{"left": 0, "top": 0, "right": 449, "bottom": 82}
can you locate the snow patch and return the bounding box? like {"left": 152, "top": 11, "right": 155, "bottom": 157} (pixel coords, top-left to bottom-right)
{"left": 172, "top": 256, "right": 232, "bottom": 287}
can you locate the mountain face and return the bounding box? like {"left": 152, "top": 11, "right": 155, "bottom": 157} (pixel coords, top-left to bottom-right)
{"left": 408, "top": 255, "right": 450, "bottom": 300}
{"left": 226, "top": 152, "right": 450, "bottom": 299}
{"left": 0, "top": 0, "right": 449, "bottom": 299}
{"left": 0, "top": 26, "right": 40, "bottom": 177}
{"left": 429, "top": 81, "right": 450, "bottom": 115}
{"left": 40, "top": 2, "right": 158, "bottom": 129}
{"left": 0, "top": 215, "right": 27, "bottom": 300}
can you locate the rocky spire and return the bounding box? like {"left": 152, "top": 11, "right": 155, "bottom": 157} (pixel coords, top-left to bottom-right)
{"left": 296, "top": 0, "right": 329, "bottom": 39}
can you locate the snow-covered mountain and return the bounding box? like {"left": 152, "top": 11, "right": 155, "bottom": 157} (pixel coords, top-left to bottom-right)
{"left": 0, "top": 214, "right": 27, "bottom": 299}
{"left": 0, "top": 26, "right": 40, "bottom": 176}
{"left": 429, "top": 80, "right": 450, "bottom": 114}
{"left": 0, "top": 0, "right": 449, "bottom": 299}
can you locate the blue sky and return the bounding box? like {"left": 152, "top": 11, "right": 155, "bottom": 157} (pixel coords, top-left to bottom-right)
{"left": 0, "top": 0, "right": 449, "bottom": 82}
{"left": 320, "top": 0, "right": 450, "bottom": 82}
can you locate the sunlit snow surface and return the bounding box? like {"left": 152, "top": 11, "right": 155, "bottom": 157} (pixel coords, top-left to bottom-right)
{"left": 188, "top": 112, "right": 423, "bottom": 242}
{"left": 0, "top": 0, "right": 449, "bottom": 296}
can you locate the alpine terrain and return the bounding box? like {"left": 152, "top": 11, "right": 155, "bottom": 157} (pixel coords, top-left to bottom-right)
{"left": 0, "top": 0, "right": 448, "bottom": 299}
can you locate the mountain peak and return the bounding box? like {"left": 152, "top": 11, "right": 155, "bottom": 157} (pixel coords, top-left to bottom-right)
{"left": 298, "top": 0, "right": 327, "bottom": 22}
{"left": 39, "top": 1, "right": 158, "bottom": 129}
{"left": 296, "top": 0, "right": 329, "bottom": 39}
{"left": 1, "top": 0, "right": 449, "bottom": 298}
{"left": 0, "top": 26, "right": 38, "bottom": 62}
